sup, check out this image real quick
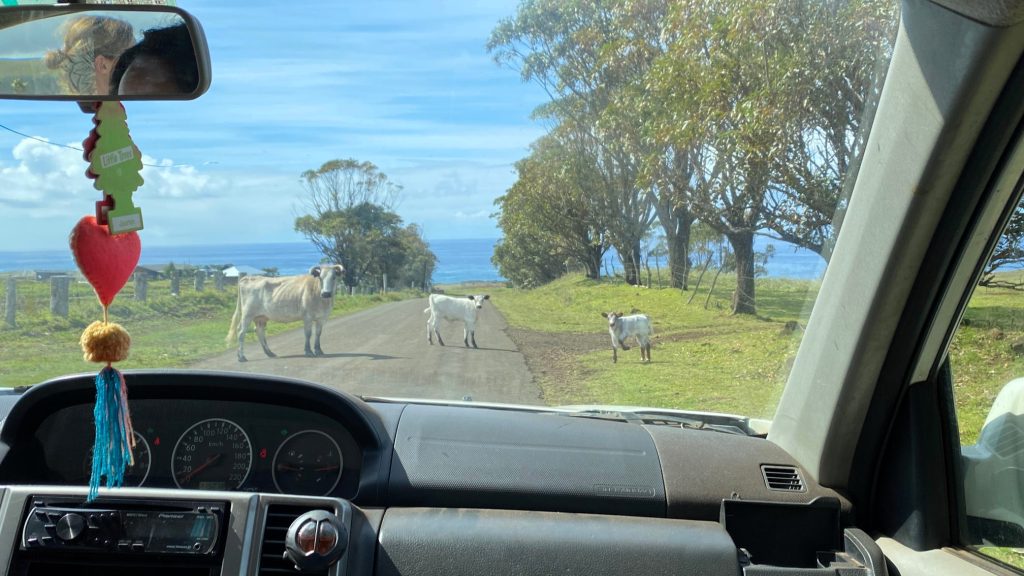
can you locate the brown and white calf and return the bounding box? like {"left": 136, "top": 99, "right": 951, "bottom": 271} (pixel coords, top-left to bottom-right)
{"left": 601, "top": 311, "right": 653, "bottom": 363}
{"left": 425, "top": 294, "right": 489, "bottom": 348}
{"left": 226, "top": 264, "right": 344, "bottom": 361}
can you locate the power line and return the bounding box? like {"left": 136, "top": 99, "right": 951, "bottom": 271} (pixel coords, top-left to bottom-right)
{"left": 0, "top": 122, "right": 191, "bottom": 168}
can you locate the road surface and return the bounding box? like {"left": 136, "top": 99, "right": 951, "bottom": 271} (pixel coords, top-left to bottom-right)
{"left": 192, "top": 298, "right": 541, "bottom": 404}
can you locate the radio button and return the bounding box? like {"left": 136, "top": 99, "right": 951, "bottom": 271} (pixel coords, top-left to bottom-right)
{"left": 117, "top": 540, "right": 131, "bottom": 551}
{"left": 40, "top": 536, "right": 54, "bottom": 545}
{"left": 132, "top": 542, "right": 145, "bottom": 552}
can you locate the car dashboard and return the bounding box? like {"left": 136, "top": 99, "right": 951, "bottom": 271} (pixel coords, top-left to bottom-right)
{"left": 0, "top": 371, "right": 887, "bottom": 575}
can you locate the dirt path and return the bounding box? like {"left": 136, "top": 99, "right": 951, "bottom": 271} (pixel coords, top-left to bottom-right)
{"left": 192, "top": 298, "right": 541, "bottom": 405}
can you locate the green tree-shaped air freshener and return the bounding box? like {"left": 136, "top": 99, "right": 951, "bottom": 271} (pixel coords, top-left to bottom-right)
{"left": 88, "top": 102, "right": 144, "bottom": 234}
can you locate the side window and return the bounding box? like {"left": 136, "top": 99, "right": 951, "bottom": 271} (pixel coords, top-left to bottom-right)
{"left": 950, "top": 199, "right": 1024, "bottom": 570}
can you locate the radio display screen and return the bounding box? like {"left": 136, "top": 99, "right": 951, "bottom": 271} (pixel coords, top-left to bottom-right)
{"left": 122, "top": 511, "right": 218, "bottom": 553}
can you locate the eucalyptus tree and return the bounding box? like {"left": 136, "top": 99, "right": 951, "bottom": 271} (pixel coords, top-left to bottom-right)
{"left": 492, "top": 132, "right": 610, "bottom": 286}
{"left": 489, "top": 0, "right": 654, "bottom": 285}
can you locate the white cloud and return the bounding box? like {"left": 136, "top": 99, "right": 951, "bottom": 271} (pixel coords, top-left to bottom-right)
{"left": 0, "top": 137, "right": 301, "bottom": 250}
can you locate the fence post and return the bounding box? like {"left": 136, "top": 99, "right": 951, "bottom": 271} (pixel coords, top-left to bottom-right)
{"left": 5, "top": 277, "right": 15, "bottom": 328}
{"left": 214, "top": 270, "right": 225, "bottom": 291}
{"left": 170, "top": 270, "right": 180, "bottom": 296}
{"left": 135, "top": 273, "right": 148, "bottom": 301}
{"left": 383, "top": 273, "right": 388, "bottom": 294}
{"left": 194, "top": 270, "right": 206, "bottom": 292}
{"left": 50, "top": 275, "right": 70, "bottom": 318}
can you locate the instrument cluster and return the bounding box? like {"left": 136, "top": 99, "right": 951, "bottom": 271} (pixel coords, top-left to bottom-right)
{"left": 35, "top": 398, "right": 360, "bottom": 497}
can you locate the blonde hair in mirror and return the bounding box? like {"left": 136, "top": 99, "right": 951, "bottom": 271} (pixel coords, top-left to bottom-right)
{"left": 44, "top": 16, "right": 135, "bottom": 95}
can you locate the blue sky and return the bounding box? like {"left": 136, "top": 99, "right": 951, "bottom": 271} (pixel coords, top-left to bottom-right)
{"left": 0, "top": 0, "right": 548, "bottom": 251}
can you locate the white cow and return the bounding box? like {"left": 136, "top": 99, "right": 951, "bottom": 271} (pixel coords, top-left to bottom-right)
{"left": 424, "top": 294, "right": 490, "bottom": 348}
{"left": 226, "top": 264, "right": 344, "bottom": 362}
{"left": 601, "top": 311, "right": 653, "bottom": 363}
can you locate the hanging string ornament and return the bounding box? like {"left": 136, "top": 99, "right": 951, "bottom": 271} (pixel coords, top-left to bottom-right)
{"left": 70, "top": 101, "right": 146, "bottom": 501}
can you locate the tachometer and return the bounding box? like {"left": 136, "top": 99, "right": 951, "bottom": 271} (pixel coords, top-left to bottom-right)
{"left": 171, "top": 418, "right": 252, "bottom": 490}
{"left": 272, "top": 430, "right": 343, "bottom": 495}
{"left": 82, "top": 431, "right": 151, "bottom": 487}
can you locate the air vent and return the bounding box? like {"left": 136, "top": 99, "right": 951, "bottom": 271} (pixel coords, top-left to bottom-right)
{"left": 761, "top": 465, "right": 805, "bottom": 492}
{"left": 258, "top": 504, "right": 331, "bottom": 575}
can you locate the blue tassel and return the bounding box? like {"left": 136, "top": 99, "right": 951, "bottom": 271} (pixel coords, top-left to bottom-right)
{"left": 88, "top": 366, "right": 134, "bottom": 502}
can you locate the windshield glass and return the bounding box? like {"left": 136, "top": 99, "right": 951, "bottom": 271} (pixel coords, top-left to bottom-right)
{"left": 0, "top": 1, "right": 898, "bottom": 424}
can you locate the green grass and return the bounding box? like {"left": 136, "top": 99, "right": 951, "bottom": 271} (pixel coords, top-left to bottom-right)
{"left": 978, "top": 546, "right": 1024, "bottom": 571}
{"left": 0, "top": 278, "right": 420, "bottom": 387}
{"left": 489, "top": 273, "right": 810, "bottom": 419}
{"left": 572, "top": 324, "right": 794, "bottom": 419}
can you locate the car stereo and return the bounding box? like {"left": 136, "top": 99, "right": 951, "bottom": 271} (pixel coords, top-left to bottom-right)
{"left": 20, "top": 496, "right": 226, "bottom": 556}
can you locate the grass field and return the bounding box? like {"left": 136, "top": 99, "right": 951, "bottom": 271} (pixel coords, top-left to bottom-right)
{"left": 0, "top": 277, "right": 419, "bottom": 387}
{"left": 488, "top": 274, "right": 811, "bottom": 420}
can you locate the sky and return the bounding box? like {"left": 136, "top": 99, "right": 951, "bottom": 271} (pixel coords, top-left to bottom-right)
{"left": 0, "top": 0, "right": 549, "bottom": 251}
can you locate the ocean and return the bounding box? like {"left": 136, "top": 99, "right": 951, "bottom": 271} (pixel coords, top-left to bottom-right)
{"left": 0, "top": 237, "right": 826, "bottom": 283}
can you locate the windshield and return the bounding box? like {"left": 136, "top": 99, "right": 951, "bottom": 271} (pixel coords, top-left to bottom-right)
{"left": 0, "top": 1, "right": 899, "bottom": 424}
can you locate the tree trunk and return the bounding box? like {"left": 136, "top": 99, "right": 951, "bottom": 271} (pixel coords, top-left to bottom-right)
{"left": 621, "top": 243, "right": 642, "bottom": 286}
{"left": 666, "top": 214, "right": 694, "bottom": 290}
{"left": 584, "top": 245, "right": 602, "bottom": 280}
{"left": 727, "top": 231, "right": 756, "bottom": 315}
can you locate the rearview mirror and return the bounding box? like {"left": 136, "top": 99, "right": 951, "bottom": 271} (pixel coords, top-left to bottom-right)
{"left": 0, "top": 4, "right": 210, "bottom": 100}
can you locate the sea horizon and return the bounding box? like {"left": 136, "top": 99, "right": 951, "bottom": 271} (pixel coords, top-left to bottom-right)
{"left": 0, "top": 237, "right": 828, "bottom": 283}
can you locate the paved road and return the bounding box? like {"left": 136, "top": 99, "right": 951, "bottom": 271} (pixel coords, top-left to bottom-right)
{"left": 191, "top": 298, "right": 541, "bottom": 404}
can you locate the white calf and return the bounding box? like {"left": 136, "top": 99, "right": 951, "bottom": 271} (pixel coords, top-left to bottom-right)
{"left": 424, "top": 294, "right": 490, "bottom": 348}
{"left": 601, "top": 311, "right": 653, "bottom": 363}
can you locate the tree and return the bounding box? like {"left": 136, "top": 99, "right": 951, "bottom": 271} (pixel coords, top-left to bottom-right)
{"left": 765, "top": 0, "right": 898, "bottom": 256}
{"left": 295, "top": 159, "right": 435, "bottom": 289}
{"left": 980, "top": 201, "right": 1024, "bottom": 289}
{"left": 489, "top": 0, "right": 655, "bottom": 285}
{"left": 646, "top": 0, "right": 818, "bottom": 314}
{"left": 601, "top": 0, "right": 697, "bottom": 290}
{"left": 299, "top": 159, "right": 401, "bottom": 214}
{"left": 393, "top": 225, "right": 437, "bottom": 291}
{"left": 493, "top": 132, "right": 611, "bottom": 286}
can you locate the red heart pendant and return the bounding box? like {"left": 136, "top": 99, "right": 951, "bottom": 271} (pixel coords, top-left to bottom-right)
{"left": 70, "top": 215, "right": 141, "bottom": 307}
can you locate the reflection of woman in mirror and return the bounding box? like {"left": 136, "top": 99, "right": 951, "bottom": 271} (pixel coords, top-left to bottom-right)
{"left": 110, "top": 23, "right": 198, "bottom": 96}
{"left": 44, "top": 16, "right": 135, "bottom": 95}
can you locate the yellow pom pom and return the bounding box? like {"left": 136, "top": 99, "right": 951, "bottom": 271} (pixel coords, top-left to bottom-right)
{"left": 80, "top": 321, "right": 131, "bottom": 363}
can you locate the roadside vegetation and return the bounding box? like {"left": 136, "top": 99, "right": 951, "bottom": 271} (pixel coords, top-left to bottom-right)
{"left": 0, "top": 278, "right": 419, "bottom": 388}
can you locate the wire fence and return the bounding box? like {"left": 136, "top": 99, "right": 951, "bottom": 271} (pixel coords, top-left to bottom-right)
{"left": 1, "top": 272, "right": 231, "bottom": 329}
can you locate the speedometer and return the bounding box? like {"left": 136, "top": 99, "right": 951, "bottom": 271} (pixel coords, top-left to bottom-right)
{"left": 171, "top": 418, "right": 252, "bottom": 490}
